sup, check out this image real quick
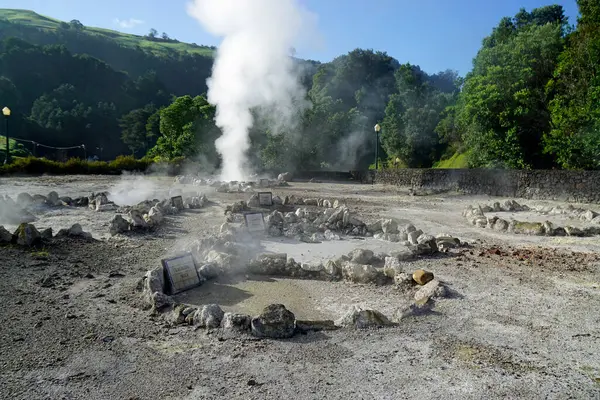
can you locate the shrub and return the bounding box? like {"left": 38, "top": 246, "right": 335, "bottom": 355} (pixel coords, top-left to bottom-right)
{"left": 0, "top": 156, "right": 183, "bottom": 176}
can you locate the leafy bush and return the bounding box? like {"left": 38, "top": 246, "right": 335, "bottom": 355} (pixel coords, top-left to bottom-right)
{"left": 0, "top": 156, "right": 182, "bottom": 176}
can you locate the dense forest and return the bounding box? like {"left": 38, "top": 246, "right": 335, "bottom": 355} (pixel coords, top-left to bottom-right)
{"left": 0, "top": 1, "right": 598, "bottom": 171}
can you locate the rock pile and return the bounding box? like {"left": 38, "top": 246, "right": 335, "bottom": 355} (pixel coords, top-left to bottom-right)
{"left": 174, "top": 175, "right": 289, "bottom": 192}
{"left": 108, "top": 194, "right": 209, "bottom": 236}
{"left": 463, "top": 200, "right": 600, "bottom": 237}
{"left": 0, "top": 222, "right": 92, "bottom": 246}
{"left": 142, "top": 252, "right": 447, "bottom": 337}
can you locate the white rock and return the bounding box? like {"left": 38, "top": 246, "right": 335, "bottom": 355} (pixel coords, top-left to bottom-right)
{"left": 109, "top": 215, "right": 130, "bottom": 235}
{"left": 342, "top": 262, "right": 380, "bottom": 283}
{"left": 301, "top": 262, "right": 324, "bottom": 272}
{"left": 350, "top": 249, "right": 374, "bottom": 264}
{"left": 383, "top": 257, "right": 403, "bottom": 278}
{"left": 193, "top": 304, "right": 225, "bottom": 328}
{"left": 414, "top": 279, "right": 446, "bottom": 304}
{"left": 407, "top": 230, "right": 422, "bottom": 245}
{"left": 381, "top": 219, "right": 399, "bottom": 234}
{"left": 335, "top": 306, "right": 393, "bottom": 329}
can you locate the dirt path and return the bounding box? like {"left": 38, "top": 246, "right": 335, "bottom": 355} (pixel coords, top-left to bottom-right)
{"left": 1, "top": 175, "right": 599, "bottom": 399}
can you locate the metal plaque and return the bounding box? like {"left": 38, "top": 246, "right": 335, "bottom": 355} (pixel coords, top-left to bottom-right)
{"left": 171, "top": 195, "right": 184, "bottom": 210}
{"left": 161, "top": 253, "right": 201, "bottom": 294}
{"left": 244, "top": 212, "right": 266, "bottom": 233}
{"left": 258, "top": 192, "right": 273, "bottom": 207}
{"left": 259, "top": 178, "right": 270, "bottom": 188}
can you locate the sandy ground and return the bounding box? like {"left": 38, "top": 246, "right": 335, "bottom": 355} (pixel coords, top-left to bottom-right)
{"left": 1, "top": 175, "right": 600, "bottom": 399}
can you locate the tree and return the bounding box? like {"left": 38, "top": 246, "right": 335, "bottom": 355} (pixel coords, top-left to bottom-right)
{"left": 544, "top": 0, "right": 600, "bottom": 169}
{"left": 453, "top": 7, "right": 566, "bottom": 169}
{"left": 161, "top": 32, "right": 170, "bottom": 41}
{"left": 148, "top": 95, "right": 218, "bottom": 160}
{"left": 119, "top": 104, "right": 158, "bottom": 155}
{"left": 148, "top": 28, "right": 158, "bottom": 39}
{"left": 381, "top": 64, "right": 456, "bottom": 167}
{"left": 69, "top": 20, "right": 84, "bottom": 30}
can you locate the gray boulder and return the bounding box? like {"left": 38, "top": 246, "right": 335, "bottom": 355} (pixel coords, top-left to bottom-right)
{"left": 383, "top": 257, "right": 403, "bottom": 278}
{"left": 222, "top": 312, "right": 252, "bottom": 332}
{"left": 350, "top": 249, "right": 374, "bottom": 264}
{"left": 414, "top": 279, "right": 446, "bottom": 305}
{"left": 247, "top": 253, "right": 287, "bottom": 275}
{"left": 198, "top": 263, "right": 221, "bottom": 280}
{"left": 109, "top": 215, "right": 130, "bottom": 236}
{"left": 16, "top": 192, "right": 34, "bottom": 207}
{"left": 46, "top": 191, "right": 61, "bottom": 206}
{"left": 278, "top": 172, "right": 293, "bottom": 182}
{"left": 342, "top": 262, "right": 380, "bottom": 284}
{"left": 381, "top": 219, "right": 399, "bottom": 234}
{"left": 335, "top": 306, "right": 393, "bottom": 329}
{"left": 251, "top": 304, "right": 296, "bottom": 339}
{"left": 193, "top": 304, "right": 225, "bottom": 329}
{"left": 0, "top": 225, "right": 14, "bottom": 243}
{"left": 14, "top": 223, "right": 41, "bottom": 246}
{"left": 128, "top": 209, "right": 147, "bottom": 228}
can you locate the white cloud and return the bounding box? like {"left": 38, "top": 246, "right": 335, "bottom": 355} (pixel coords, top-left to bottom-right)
{"left": 113, "top": 18, "right": 144, "bottom": 29}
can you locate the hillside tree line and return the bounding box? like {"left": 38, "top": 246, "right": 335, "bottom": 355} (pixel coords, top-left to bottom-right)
{"left": 0, "top": 1, "right": 598, "bottom": 170}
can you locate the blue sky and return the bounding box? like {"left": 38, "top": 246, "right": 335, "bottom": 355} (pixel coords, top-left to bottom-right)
{"left": 2, "top": 0, "right": 579, "bottom": 75}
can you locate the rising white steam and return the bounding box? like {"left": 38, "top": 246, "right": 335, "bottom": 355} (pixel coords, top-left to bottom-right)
{"left": 187, "top": 0, "right": 316, "bottom": 181}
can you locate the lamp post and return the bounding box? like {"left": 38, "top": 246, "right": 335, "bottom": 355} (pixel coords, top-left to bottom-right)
{"left": 374, "top": 123, "right": 381, "bottom": 170}
{"left": 2, "top": 107, "right": 11, "bottom": 165}
{"left": 82, "top": 144, "right": 86, "bottom": 160}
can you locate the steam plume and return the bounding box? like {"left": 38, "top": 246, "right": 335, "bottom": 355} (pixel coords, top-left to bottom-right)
{"left": 187, "top": 0, "right": 316, "bottom": 181}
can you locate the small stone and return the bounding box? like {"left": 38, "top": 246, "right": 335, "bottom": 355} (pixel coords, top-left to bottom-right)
{"left": 413, "top": 269, "right": 434, "bottom": 285}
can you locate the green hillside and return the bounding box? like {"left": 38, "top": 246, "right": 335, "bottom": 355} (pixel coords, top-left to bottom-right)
{"left": 0, "top": 9, "right": 215, "bottom": 58}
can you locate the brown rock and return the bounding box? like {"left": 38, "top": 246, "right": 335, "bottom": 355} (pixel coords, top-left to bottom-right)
{"left": 412, "top": 269, "right": 434, "bottom": 285}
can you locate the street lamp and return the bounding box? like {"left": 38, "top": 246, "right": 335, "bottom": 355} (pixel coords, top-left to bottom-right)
{"left": 374, "top": 123, "right": 381, "bottom": 170}
{"left": 2, "top": 106, "right": 11, "bottom": 165}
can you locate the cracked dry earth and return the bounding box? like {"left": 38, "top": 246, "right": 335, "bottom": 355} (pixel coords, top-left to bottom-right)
{"left": 1, "top": 175, "right": 600, "bottom": 399}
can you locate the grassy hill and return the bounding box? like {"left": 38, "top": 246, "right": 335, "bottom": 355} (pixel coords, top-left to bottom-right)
{"left": 0, "top": 8, "right": 217, "bottom": 98}
{"left": 0, "top": 9, "right": 215, "bottom": 58}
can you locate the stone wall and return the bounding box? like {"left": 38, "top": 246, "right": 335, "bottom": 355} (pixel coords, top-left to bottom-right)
{"left": 374, "top": 169, "right": 600, "bottom": 204}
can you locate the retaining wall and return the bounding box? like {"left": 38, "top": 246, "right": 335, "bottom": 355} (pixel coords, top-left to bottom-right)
{"left": 374, "top": 169, "right": 600, "bottom": 203}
